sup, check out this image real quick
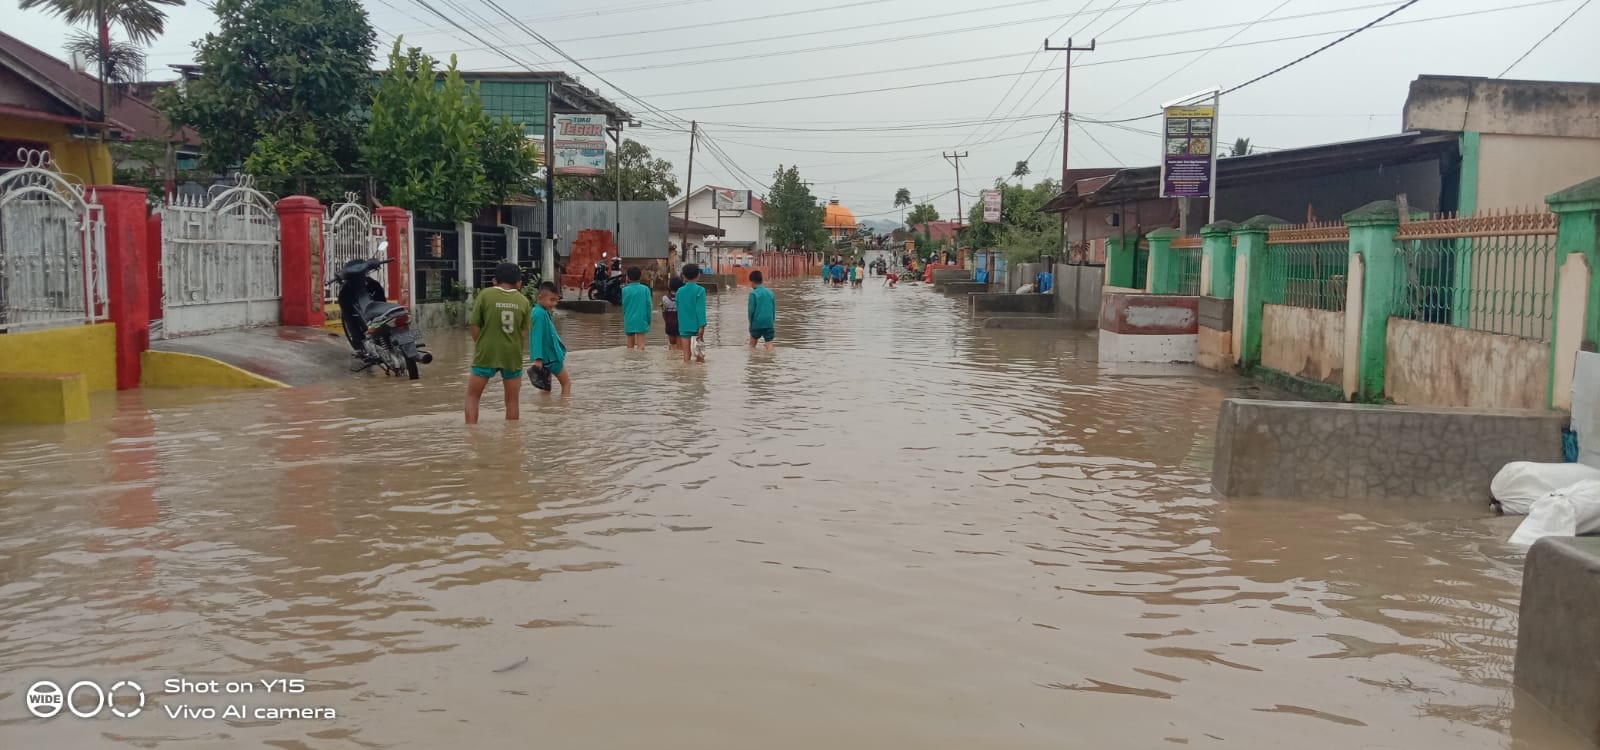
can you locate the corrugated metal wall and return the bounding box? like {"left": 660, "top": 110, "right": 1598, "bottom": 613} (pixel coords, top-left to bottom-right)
{"left": 508, "top": 202, "right": 669, "bottom": 258}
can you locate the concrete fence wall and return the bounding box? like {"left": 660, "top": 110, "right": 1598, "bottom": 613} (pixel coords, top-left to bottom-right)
{"left": 1385, "top": 318, "right": 1551, "bottom": 410}
{"left": 1261, "top": 303, "right": 1345, "bottom": 386}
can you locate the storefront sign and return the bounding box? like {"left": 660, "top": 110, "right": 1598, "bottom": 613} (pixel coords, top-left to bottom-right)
{"left": 554, "top": 114, "right": 608, "bottom": 177}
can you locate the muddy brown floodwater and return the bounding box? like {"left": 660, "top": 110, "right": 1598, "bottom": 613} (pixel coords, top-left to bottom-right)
{"left": 0, "top": 279, "right": 1586, "bottom": 748}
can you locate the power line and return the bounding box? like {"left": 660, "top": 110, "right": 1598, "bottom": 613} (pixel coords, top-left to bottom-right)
{"left": 1499, "top": 0, "right": 1592, "bottom": 77}
{"left": 641, "top": 0, "right": 1550, "bottom": 116}
{"left": 396, "top": 0, "right": 714, "bottom": 37}
{"left": 1071, "top": 118, "right": 1125, "bottom": 166}
{"left": 549, "top": 0, "right": 901, "bottom": 44}
{"left": 1105, "top": 0, "right": 1293, "bottom": 113}
{"left": 954, "top": 0, "right": 1095, "bottom": 150}
{"left": 639, "top": 50, "right": 1037, "bottom": 99}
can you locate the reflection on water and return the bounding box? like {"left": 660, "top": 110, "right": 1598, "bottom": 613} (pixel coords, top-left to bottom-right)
{"left": 0, "top": 279, "right": 1584, "bottom": 748}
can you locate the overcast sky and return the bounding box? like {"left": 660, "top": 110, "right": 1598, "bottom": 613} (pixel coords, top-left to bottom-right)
{"left": 10, "top": 0, "right": 1599, "bottom": 221}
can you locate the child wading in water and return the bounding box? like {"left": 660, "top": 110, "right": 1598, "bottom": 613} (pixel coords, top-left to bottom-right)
{"left": 677, "top": 264, "right": 708, "bottom": 363}
{"left": 662, "top": 277, "right": 683, "bottom": 351}
{"left": 621, "top": 266, "right": 651, "bottom": 349}
{"left": 528, "top": 281, "right": 570, "bottom": 394}
{"left": 747, "top": 270, "right": 776, "bottom": 351}
{"left": 465, "top": 263, "right": 531, "bottom": 423}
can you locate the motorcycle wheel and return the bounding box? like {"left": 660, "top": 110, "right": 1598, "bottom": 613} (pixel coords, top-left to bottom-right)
{"left": 587, "top": 286, "right": 600, "bottom": 301}
{"left": 405, "top": 357, "right": 420, "bottom": 380}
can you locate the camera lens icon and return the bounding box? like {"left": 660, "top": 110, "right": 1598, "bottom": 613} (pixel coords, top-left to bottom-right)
{"left": 25, "top": 679, "right": 143, "bottom": 719}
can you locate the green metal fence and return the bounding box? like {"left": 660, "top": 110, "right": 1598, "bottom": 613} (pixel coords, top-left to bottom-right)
{"left": 1391, "top": 212, "right": 1558, "bottom": 341}
{"left": 1173, "top": 240, "right": 1202, "bottom": 296}
{"left": 1263, "top": 224, "right": 1350, "bottom": 312}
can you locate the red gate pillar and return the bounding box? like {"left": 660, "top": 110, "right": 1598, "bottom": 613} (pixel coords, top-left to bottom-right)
{"left": 97, "top": 185, "right": 150, "bottom": 390}
{"left": 375, "top": 206, "right": 411, "bottom": 307}
{"left": 146, "top": 211, "right": 162, "bottom": 324}
{"left": 276, "top": 196, "right": 325, "bottom": 328}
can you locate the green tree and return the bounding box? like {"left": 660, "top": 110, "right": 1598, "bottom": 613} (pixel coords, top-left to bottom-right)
{"left": 1230, "top": 137, "right": 1252, "bottom": 157}
{"left": 243, "top": 121, "right": 341, "bottom": 199}
{"left": 906, "top": 203, "right": 939, "bottom": 228}
{"left": 364, "top": 43, "right": 539, "bottom": 222}
{"left": 555, "top": 139, "right": 680, "bottom": 201}
{"left": 1011, "top": 160, "right": 1031, "bottom": 182}
{"left": 965, "top": 178, "right": 1061, "bottom": 262}
{"left": 893, "top": 186, "right": 912, "bottom": 227}
{"left": 766, "top": 164, "right": 829, "bottom": 251}
{"left": 159, "top": 0, "right": 375, "bottom": 174}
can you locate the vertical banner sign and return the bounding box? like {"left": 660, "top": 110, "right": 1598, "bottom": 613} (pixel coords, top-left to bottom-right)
{"left": 1159, "top": 104, "right": 1216, "bottom": 199}
{"left": 554, "top": 114, "right": 609, "bottom": 176}
{"left": 982, "top": 190, "right": 1002, "bottom": 223}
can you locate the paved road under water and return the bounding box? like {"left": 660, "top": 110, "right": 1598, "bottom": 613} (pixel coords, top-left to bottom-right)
{"left": 0, "top": 278, "right": 1585, "bottom": 748}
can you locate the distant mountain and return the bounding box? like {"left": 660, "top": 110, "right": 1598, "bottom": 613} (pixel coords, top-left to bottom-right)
{"left": 861, "top": 218, "right": 904, "bottom": 235}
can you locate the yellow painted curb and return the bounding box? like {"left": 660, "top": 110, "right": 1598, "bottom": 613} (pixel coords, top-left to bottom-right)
{"left": 141, "top": 351, "right": 289, "bottom": 389}
{"left": 0, "top": 372, "right": 90, "bottom": 424}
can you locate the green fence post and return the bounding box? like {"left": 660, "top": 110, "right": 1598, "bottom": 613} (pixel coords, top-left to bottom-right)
{"left": 1234, "top": 216, "right": 1277, "bottom": 369}
{"left": 1343, "top": 201, "right": 1404, "bottom": 402}
{"left": 1146, "top": 228, "right": 1180, "bottom": 294}
{"left": 1106, "top": 234, "right": 1136, "bottom": 289}
{"left": 1546, "top": 176, "right": 1600, "bottom": 409}
{"left": 1201, "top": 221, "right": 1237, "bottom": 298}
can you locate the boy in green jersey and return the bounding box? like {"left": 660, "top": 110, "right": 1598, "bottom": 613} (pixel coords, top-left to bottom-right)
{"left": 621, "top": 266, "right": 652, "bottom": 349}
{"left": 677, "top": 263, "right": 708, "bottom": 363}
{"left": 746, "top": 270, "right": 776, "bottom": 351}
{"left": 529, "top": 281, "right": 571, "bottom": 394}
{"left": 466, "top": 263, "right": 531, "bottom": 424}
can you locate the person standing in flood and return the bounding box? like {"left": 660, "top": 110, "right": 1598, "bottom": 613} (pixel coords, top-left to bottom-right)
{"left": 662, "top": 276, "right": 683, "bottom": 351}
{"left": 621, "top": 266, "right": 651, "bottom": 350}
{"left": 677, "top": 264, "right": 708, "bottom": 363}
{"left": 747, "top": 270, "right": 776, "bottom": 351}
{"left": 529, "top": 281, "right": 571, "bottom": 394}
{"left": 465, "top": 263, "right": 531, "bottom": 424}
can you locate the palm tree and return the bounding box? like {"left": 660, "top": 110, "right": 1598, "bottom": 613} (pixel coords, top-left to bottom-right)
{"left": 1011, "top": 160, "right": 1030, "bottom": 183}
{"left": 20, "top": 0, "right": 186, "bottom": 45}
{"left": 893, "top": 187, "right": 912, "bottom": 229}
{"left": 1230, "top": 137, "right": 1252, "bottom": 157}
{"left": 23, "top": 0, "right": 185, "bottom": 102}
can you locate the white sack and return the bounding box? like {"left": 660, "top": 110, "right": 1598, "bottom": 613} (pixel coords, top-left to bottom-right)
{"left": 1490, "top": 461, "right": 1600, "bottom": 515}
{"left": 1509, "top": 479, "right": 1600, "bottom": 546}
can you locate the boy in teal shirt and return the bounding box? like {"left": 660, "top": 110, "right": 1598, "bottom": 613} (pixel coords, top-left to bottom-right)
{"left": 466, "top": 262, "right": 531, "bottom": 423}
{"left": 677, "top": 263, "right": 708, "bottom": 363}
{"left": 747, "top": 270, "right": 776, "bottom": 351}
{"left": 621, "top": 266, "right": 652, "bottom": 349}
{"left": 528, "top": 281, "right": 570, "bottom": 393}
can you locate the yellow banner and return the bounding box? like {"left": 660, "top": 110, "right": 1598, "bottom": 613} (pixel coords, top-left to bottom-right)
{"left": 1165, "top": 106, "right": 1215, "bottom": 118}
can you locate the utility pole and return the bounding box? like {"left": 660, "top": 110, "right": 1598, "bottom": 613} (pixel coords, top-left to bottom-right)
{"left": 543, "top": 95, "right": 556, "bottom": 294}
{"left": 678, "top": 120, "right": 696, "bottom": 272}
{"left": 943, "top": 151, "right": 968, "bottom": 248}
{"left": 1044, "top": 37, "right": 1094, "bottom": 263}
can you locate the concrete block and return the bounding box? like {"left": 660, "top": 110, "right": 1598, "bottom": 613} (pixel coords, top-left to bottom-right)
{"left": 0, "top": 372, "right": 89, "bottom": 424}
{"left": 701, "top": 282, "right": 722, "bottom": 294}
{"left": 1198, "top": 296, "right": 1233, "bottom": 331}
{"left": 1197, "top": 326, "right": 1234, "bottom": 372}
{"left": 981, "top": 317, "right": 1097, "bottom": 330}
{"left": 1515, "top": 536, "right": 1600, "bottom": 746}
{"left": 558, "top": 299, "right": 610, "bottom": 314}
{"left": 971, "top": 293, "right": 1055, "bottom": 315}
{"left": 1212, "top": 398, "right": 1564, "bottom": 503}
{"left": 931, "top": 268, "right": 974, "bottom": 284}
{"left": 1099, "top": 330, "right": 1197, "bottom": 363}
{"left": 1100, "top": 292, "right": 1199, "bottom": 335}
{"left": 940, "top": 281, "right": 990, "bottom": 295}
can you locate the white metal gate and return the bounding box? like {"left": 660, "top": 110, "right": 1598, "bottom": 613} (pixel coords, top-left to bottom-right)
{"left": 160, "top": 175, "right": 280, "bottom": 337}
{"left": 323, "top": 194, "right": 385, "bottom": 303}
{"left": 0, "top": 149, "right": 107, "bottom": 332}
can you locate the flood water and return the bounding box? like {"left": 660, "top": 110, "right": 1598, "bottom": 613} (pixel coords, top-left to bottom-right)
{"left": 0, "top": 278, "right": 1585, "bottom": 748}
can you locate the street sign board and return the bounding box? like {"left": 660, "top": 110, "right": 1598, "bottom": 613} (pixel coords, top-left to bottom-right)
{"left": 982, "top": 189, "right": 1002, "bottom": 223}
{"left": 554, "top": 113, "right": 608, "bottom": 177}
{"left": 712, "top": 188, "right": 752, "bottom": 211}
{"left": 1159, "top": 104, "right": 1216, "bottom": 199}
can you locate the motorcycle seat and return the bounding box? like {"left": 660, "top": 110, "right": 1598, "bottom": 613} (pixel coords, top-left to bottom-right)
{"left": 363, "top": 299, "right": 400, "bottom": 322}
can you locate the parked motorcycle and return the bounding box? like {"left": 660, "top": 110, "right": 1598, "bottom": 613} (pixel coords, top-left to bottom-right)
{"left": 587, "top": 254, "right": 624, "bottom": 305}
{"left": 328, "top": 254, "right": 433, "bottom": 379}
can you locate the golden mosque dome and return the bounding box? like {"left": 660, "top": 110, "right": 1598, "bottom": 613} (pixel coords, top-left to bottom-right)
{"left": 822, "top": 198, "right": 857, "bottom": 230}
